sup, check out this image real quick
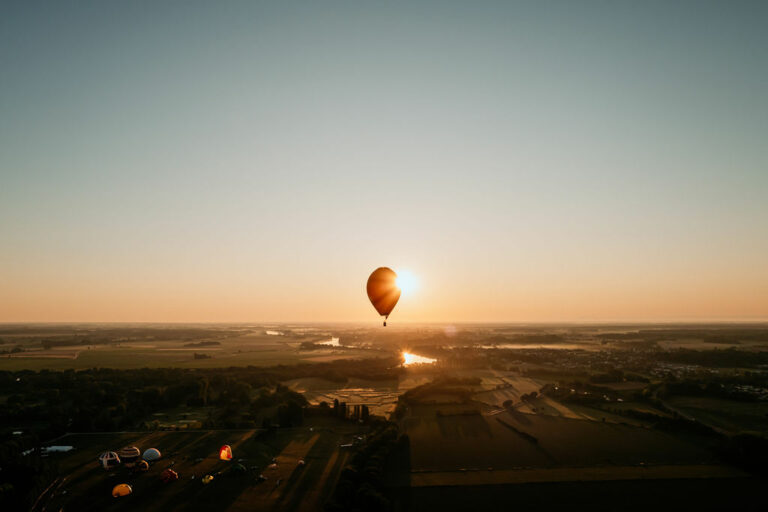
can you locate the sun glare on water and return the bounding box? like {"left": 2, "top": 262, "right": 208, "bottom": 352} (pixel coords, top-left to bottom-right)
{"left": 395, "top": 269, "right": 419, "bottom": 296}
{"left": 402, "top": 352, "right": 437, "bottom": 366}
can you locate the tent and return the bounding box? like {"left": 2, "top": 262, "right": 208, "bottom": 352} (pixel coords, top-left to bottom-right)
{"left": 219, "top": 445, "right": 233, "bottom": 461}
{"left": 143, "top": 448, "right": 161, "bottom": 461}
{"left": 98, "top": 451, "right": 120, "bottom": 470}
{"left": 119, "top": 446, "right": 141, "bottom": 467}
{"left": 112, "top": 484, "right": 132, "bottom": 498}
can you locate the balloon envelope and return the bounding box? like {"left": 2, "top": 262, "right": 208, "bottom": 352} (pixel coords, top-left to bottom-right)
{"left": 112, "top": 484, "right": 132, "bottom": 497}
{"left": 143, "top": 448, "right": 161, "bottom": 461}
{"left": 119, "top": 446, "right": 140, "bottom": 467}
{"left": 161, "top": 468, "right": 179, "bottom": 483}
{"left": 99, "top": 451, "right": 120, "bottom": 470}
{"left": 367, "top": 268, "right": 400, "bottom": 319}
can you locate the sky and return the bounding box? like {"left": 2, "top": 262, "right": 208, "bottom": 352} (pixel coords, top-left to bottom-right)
{"left": 1, "top": 1, "right": 767, "bottom": 323}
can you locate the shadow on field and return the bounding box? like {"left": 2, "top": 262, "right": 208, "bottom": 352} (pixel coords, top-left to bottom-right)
{"left": 274, "top": 432, "right": 344, "bottom": 512}
{"left": 404, "top": 478, "right": 768, "bottom": 512}
{"left": 436, "top": 415, "right": 492, "bottom": 439}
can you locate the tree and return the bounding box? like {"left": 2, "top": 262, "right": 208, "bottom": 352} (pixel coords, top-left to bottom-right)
{"left": 277, "top": 401, "right": 303, "bottom": 427}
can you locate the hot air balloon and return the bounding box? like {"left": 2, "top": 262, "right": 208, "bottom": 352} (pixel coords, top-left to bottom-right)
{"left": 143, "top": 448, "right": 161, "bottom": 462}
{"left": 161, "top": 468, "right": 179, "bottom": 483}
{"left": 219, "top": 445, "right": 233, "bottom": 461}
{"left": 366, "top": 267, "right": 400, "bottom": 326}
{"left": 98, "top": 451, "right": 121, "bottom": 470}
{"left": 119, "top": 446, "right": 141, "bottom": 467}
{"left": 112, "top": 483, "right": 132, "bottom": 498}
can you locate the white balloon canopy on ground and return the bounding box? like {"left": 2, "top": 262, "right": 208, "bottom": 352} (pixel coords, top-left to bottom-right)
{"left": 143, "top": 448, "right": 161, "bottom": 461}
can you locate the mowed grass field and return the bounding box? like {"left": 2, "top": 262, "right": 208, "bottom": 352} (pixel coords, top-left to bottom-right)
{"left": 36, "top": 418, "right": 367, "bottom": 512}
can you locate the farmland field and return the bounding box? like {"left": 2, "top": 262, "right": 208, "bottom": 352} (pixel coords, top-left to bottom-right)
{"left": 0, "top": 327, "right": 386, "bottom": 371}
{"left": 406, "top": 478, "right": 768, "bottom": 511}
{"left": 666, "top": 396, "right": 768, "bottom": 434}
{"left": 5, "top": 324, "right": 768, "bottom": 511}
{"left": 284, "top": 374, "right": 444, "bottom": 417}
{"left": 404, "top": 407, "right": 715, "bottom": 473}
{"left": 395, "top": 401, "right": 766, "bottom": 511}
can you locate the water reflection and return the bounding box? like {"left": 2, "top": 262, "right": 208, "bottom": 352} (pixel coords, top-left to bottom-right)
{"left": 402, "top": 352, "right": 437, "bottom": 366}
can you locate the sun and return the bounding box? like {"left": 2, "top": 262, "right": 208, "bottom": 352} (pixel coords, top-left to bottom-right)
{"left": 395, "top": 269, "right": 419, "bottom": 296}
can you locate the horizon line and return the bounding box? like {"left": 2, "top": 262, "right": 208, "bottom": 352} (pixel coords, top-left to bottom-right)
{"left": 2, "top": 319, "right": 768, "bottom": 326}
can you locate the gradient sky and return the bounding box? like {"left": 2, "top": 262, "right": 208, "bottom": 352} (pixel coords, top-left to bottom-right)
{"left": 1, "top": 1, "right": 767, "bottom": 323}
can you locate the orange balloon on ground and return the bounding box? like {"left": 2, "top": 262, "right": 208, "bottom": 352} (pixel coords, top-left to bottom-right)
{"left": 112, "top": 484, "right": 132, "bottom": 497}
{"left": 367, "top": 267, "right": 400, "bottom": 326}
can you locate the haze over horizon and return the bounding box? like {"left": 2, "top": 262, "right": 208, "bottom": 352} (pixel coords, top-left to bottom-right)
{"left": 2, "top": 1, "right": 767, "bottom": 323}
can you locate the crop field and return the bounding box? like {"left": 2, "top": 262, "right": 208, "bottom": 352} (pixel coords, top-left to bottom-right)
{"left": 393, "top": 402, "right": 766, "bottom": 511}
{"left": 470, "top": 376, "right": 544, "bottom": 408}
{"left": 510, "top": 397, "right": 638, "bottom": 424}
{"left": 34, "top": 417, "right": 367, "bottom": 512}
{"left": 666, "top": 396, "right": 768, "bottom": 435}
{"left": 405, "top": 478, "right": 768, "bottom": 511}
{"left": 409, "top": 464, "right": 748, "bottom": 487}
{"left": 284, "top": 377, "right": 402, "bottom": 417}
{"left": 404, "top": 406, "right": 715, "bottom": 474}
{"left": 604, "top": 401, "right": 673, "bottom": 418}
{"left": 283, "top": 374, "right": 439, "bottom": 417}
